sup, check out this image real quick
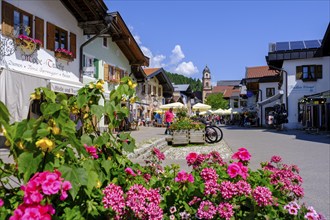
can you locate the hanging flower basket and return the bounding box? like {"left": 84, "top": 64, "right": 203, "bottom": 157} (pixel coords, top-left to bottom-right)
{"left": 55, "top": 48, "right": 74, "bottom": 62}
{"left": 15, "top": 35, "right": 42, "bottom": 54}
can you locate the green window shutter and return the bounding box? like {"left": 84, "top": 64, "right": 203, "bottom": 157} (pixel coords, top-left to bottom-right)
{"left": 296, "top": 66, "right": 302, "bottom": 80}
{"left": 315, "top": 65, "right": 322, "bottom": 79}
{"left": 93, "top": 59, "right": 99, "bottom": 79}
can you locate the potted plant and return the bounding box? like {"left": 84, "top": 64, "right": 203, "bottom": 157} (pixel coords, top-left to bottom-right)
{"left": 15, "top": 34, "right": 42, "bottom": 52}
{"left": 170, "top": 118, "right": 191, "bottom": 145}
{"left": 55, "top": 48, "right": 74, "bottom": 62}
{"left": 189, "top": 121, "right": 205, "bottom": 144}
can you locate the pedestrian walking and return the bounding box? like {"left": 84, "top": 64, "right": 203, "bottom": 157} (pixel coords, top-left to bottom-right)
{"left": 164, "top": 107, "right": 174, "bottom": 135}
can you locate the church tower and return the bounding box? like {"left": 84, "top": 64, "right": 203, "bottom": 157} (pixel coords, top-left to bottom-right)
{"left": 202, "top": 65, "right": 212, "bottom": 103}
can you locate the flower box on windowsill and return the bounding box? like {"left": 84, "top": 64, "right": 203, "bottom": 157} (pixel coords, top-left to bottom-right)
{"left": 15, "top": 36, "right": 42, "bottom": 52}
{"left": 108, "top": 79, "right": 120, "bottom": 85}
{"left": 55, "top": 51, "right": 73, "bottom": 62}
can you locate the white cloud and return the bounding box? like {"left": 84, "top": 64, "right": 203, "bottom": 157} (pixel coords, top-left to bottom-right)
{"left": 141, "top": 46, "right": 166, "bottom": 67}
{"left": 152, "top": 55, "right": 166, "bottom": 67}
{"left": 170, "top": 45, "right": 185, "bottom": 64}
{"left": 133, "top": 35, "right": 142, "bottom": 45}
{"left": 175, "top": 61, "right": 199, "bottom": 76}
{"left": 141, "top": 46, "right": 152, "bottom": 58}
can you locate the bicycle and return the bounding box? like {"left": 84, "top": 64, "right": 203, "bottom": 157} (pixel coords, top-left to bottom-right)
{"left": 205, "top": 124, "right": 223, "bottom": 143}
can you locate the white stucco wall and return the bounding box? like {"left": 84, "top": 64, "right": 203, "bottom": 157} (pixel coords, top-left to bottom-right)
{"left": 259, "top": 82, "right": 280, "bottom": 126}
{"left": 83, "top": 37, "right": 131, "bottom": 90}
{"left": 282, "top": 56, "right": 330, "bottom": 129}
{"left": 1, "top": 0, "right": 84, "bottom": 83}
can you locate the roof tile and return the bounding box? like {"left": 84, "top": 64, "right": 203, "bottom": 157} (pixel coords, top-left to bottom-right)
{"left": 143, "top": 68, "right": 161, "bottom": 76}
{"left": 246, "top": 66, "right": 277, "bottom": 78}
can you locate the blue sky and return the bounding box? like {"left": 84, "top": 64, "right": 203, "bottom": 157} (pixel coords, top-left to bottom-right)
{"left": 105, "top": 1, "right": 329, "bottom": 85}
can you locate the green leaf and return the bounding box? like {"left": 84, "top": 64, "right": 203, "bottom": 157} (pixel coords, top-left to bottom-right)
{"left": 77, "top": 94, "right": 87, "bottom": 108}
{"left": 22, "top": 129, "right": 34, "bottom": 142}
{"left": 18, "top": 152, "right": 43, "bottom": 183}
{"left": 91, "top": 105, "right": 104, "bottom": 120}
{"left": 42, "top": 87, "right": 56, "bottom": 102}
{"left": 101, "top": 160, "right": 113, "bottom": 176}
{"left": 63, "top": 206, "right": 85, "bottom": 220}
{"left": 81, "top": 134, "right": 93, "bottom": 146}
{"left": 37, "top": 128, "right": 50, "bottom": 137}
{"left": 122, "top": 142, "right": 134, "bottom": 153}
{"left": 41, "top": 103, "right": 61, "bottom": 115}
{"left": 86, "top": 170, "right": 98, "bottom": 193}
{"left": 0, "top": 101, "right": 10, "bottom": 123}
{"left": 59, "top": 165, "right": 88, "bottom": 200}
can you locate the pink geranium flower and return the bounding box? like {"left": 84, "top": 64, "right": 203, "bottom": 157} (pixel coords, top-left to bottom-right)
{"left": 174, "top": 170, "right": 194, "bottom": 183}
{"left": 271, "top": 155, "right": 282, "bottom": 163}
{"left": 186, "top": 152, "right": 198, "bottom": 166}
{"left": 227, "top": 162, "right": 249, "bottom": 179}
{"left": 232, "top": 148, "right": 251, "bottom": 162}
{"left": 84, "top": 144, "right": 99, "bottom": 159}
{"left": 0, "top": 199, "right": 4, "bottom": 207}
{"left": 152, "top": 147, "right": 165, "bottom": 161}
{"left": 125, "top": 167, "right": 136, "bottom": 176}
{"left": 227, "top": 163, "right": 241, "bottom": 178}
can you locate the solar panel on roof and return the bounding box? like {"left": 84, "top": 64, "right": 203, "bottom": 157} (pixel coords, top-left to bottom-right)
{"left": 290, "top": 41, "right": 305, "bottom": 50}
{"left": 304, "top": 40, "right": 321, "bottom": 49}
{"left": 276, "top": 42, "right": 290, "bottom": 51}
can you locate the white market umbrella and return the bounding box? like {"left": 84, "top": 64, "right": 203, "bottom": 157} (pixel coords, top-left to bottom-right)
{"left": 222, "top": 108, "right": 232, "bottom": 115}
{"left": 160, "top": 102, "right": 184, "bottom": 110}
{"left": 192, "top": 103, "right": 211, "bottom": 111}
{"left": 213, "top": 108, "right": 225, "bottom": 115}
{"left": 200, "top": 110, "right": 213, "bottom": 115}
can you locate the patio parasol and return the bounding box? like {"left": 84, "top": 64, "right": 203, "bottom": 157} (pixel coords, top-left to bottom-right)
{"left": 159, "top": 102, "right": 184, "bottom": 110}
{"left": 192, "top": 103, "right": 211, "bottom": 111}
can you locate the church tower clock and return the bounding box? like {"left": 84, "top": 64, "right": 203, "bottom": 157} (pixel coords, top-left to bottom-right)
{"left": 202, "top": 65, "right": 212, "bottom": 103}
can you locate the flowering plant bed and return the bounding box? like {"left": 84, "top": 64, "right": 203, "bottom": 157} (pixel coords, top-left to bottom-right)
{"left": 55, "top": 48, "right": 73, "bottom": 62}
{"left": 0, "top": 78, "right": 326, "bottom": 219}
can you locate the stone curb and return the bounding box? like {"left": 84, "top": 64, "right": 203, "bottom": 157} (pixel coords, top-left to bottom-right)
{"left": 126, "top": 137, "right": 168, "bottom": 159}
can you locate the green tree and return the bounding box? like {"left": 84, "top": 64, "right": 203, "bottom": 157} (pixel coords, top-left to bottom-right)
{"left": 205, "top": 93, "right": 229, "bottom": 109}
{"left": 165, "top": 71, "right": 202, "bottom": 92}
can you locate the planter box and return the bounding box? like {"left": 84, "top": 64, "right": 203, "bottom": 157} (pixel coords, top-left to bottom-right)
{"left": 55, "top": 51, "right": 73, "bottom": 62}
{"left": 172, "top": 130, "right": 189, "bottom": 146}
{"left": 189, "top": 129, "right": 205, "bottom": 144}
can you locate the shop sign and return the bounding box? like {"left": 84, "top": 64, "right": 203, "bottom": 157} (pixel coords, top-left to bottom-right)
{"left": 289, "top": 85, "right": 315, "bottom": 93}
{"left": 50, "top": 82, "right": 80, "bottom": 95}
{"left": 0, "top": 34, "right": 79, "bottom": 82}
{"left": 83, "top": 66, "right": 95, "bottom": 77}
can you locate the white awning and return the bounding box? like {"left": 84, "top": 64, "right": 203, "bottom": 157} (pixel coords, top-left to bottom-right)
{"left": 48, "top": 80, "right": 83, "bottom": 95}
{"left": 258, "top": 90, "right": 284, "bottom": 106}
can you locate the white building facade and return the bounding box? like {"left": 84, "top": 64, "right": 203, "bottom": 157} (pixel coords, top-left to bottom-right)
{"left": 0, "top": 0, "right": 84, "bottom": 122}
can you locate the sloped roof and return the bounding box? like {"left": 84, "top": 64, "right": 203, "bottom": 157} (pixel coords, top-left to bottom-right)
{"left": 173, "top": 84, "right": 190, "bottom": 92}
{"left": 217, "top": 80, "right": 241, "bottom": 86}
{"left": 212, "top": 85, "right": 233, "bottom": 94}
{"left": 223, "top": 88, "right": 240, "bottom": 98}
{"left": 245, "top": 66, "right": 277, "bottom": 79}
{"left": 144, "top": 68, "right": 160, "bottom": 76}
{"left": 143, "top": 68, "right": 174, "bottom": 97}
